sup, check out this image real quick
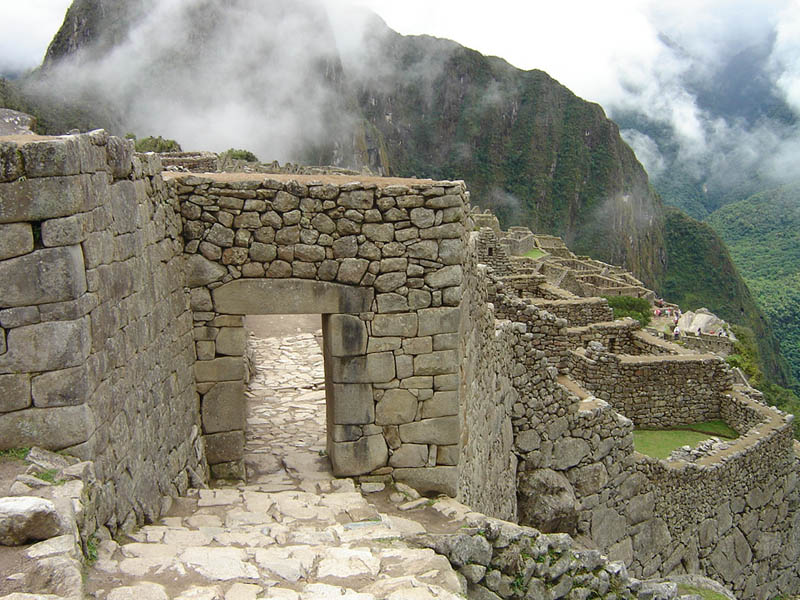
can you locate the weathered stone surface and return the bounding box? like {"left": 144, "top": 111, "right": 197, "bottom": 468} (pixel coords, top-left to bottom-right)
{"left": 0, "top": 497, "right": 65, "bottom": 545}
{"left": 421, "top": 391, "right": 458, "bottom": 418}
{"left": 190, "top": 287, "right": 214, "bottom": 312}
{"left": 372, "top": 313, "right": 417, "bottom": 337}
{"left": 390, "top": 443, "right": 428, "bottom": 467}
{"left": 0, "top": 404, "right": 94, "bottom": 450}
{"left": 215, "top": 327, "right": 246, "bottom": 356}
{"left": 517, "top": 469, "right": 578, "bottom": 534}
{"left": 330, "top": 434, "right": 388, "bottom": 476}
{"left": 336, "top": 258, "right": 369, "bottom": 284}
{"left": 205, "top": 430, "right": 245, "bottom": 464}
{"left": 30, "top": 364, "right": 90, "bottom": 408}
{"left": 338, "top": 190, "right": 373, "bottom": 210}
{"left": 425, "top": 265, "right": 463, "bottom": 289}
{"left": 0, "top": 318, "right": 90, "bottom": 374}
{"left": 331, "top": 383, "right": 374, "bottom": 425}
{"left": 186, "top": 254, "right": 228, "bottom": 287}
{"left": 41, "top": 214, "right": 85, "bottom": 247}
{"left": 327, "top": 315, "right": 367, "bottom": 357}
{"left": 399, "top": 416, "right": 459, "bottom": 445}
{"left": 195, "top": 357, "right": 246, "bottom": 382}
{"left": 202, "top": 382, "right": 246, "bottom": 433}
{"left": 393, "top": 466, "right": 458, "bottom": 496}
{"left": 551, "top": 437, "right": 590, "bottom": 470}
{"left": 212, "top": 279, "right": 373, "bottom": 314}
{"left": 376, "top": 389, "right": 418, "bottom": 425}
{"left": 0, "top": 246, "right": 87, "bottom": 307}
{"left": 331, "top": 352, "right": 395, "bottom": 384}
{"left": 592, "top": 508, "right": 626, "bottom": 549}
{"left": 0, "top": 373, "right": 31, "bottom": 413}
{"left": 414, "top": 351, "right": 458, "bottom": 376}
{"left": 107, "top": 583, "right": 169, "bottom": 600}
{"left": 418, "top": 307, "right": 460, "bottom": 335}
{"left": 0, "top": 176, "right": 88, "bottom": 224}
{"left": 0, "top": 223, "right": 33, "bottom": 260}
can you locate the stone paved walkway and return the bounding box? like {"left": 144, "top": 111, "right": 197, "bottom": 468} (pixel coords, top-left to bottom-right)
{"left": 86, "top": 329, "right": 468, "bottom": 600}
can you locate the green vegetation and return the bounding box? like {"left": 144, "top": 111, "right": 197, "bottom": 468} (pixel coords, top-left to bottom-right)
{"left": 125, "top": 134, "right": 182, "bottom": 153}
{"left": 634, "top": 421, "right": 738, "bottom": 459}
{"left": 677, "top": 584, "right": 731, "bottom": 600}
{"left": 706, "top": 184, "right": 800, "bottom": 390}
{"left": 524, "top": 248, "right": 546, "bottom": 260}
{"left": 604, "top": 295, "right": 652, "bottom": 327}
{"left": 220, "top": 148, "right": 259, "bottom": 163}
{"left": 0, "top": 447, "right": 29, "bottom": 461}
{"left": 85, "top": 535, "right": 99, "bottom": 565}
{"left": 726, "top": 325, "right": 800, "bottom": 438}
{"left": 661, "top": 207, "right": 793, "bottom": 390}
{"left": 32, "top": 468, "right": 65, "bottom": 485}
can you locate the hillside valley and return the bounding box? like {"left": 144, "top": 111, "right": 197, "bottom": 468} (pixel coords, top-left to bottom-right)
{"left": 0, "top": 0, "right": 794, "bottom": 394}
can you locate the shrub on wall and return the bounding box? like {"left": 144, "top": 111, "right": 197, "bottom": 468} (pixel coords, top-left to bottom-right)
{"left": 125, "top": 134, "right": 183, "bottom": 153}
{"left": 220, "top": 148, "right": 259, "bottom": 163}
{"left": 604, "top": 295, "right": 652, "bottom": 327}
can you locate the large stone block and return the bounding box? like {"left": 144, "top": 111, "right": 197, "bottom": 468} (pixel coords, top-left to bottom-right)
{"left": 41, "top": 214, "right": 86, "bottom": 247}
{"left": 0, "top": 175, "right": 88, "bottom": 224}
{"left": 202, "top": 382, "right": 246, "bottom": 433}
{"left": 517, "top": 469, "right": 578, "bottom": 534}
{"left": 371, "top": 313, "right": 417, "bottom": 338}
{"left": 330, "top": 383, "right": 374, "bottom": 425}
{"left": 0, "top": 317, "right": 91, "bottom": 374}
{"left": 331, "top": 352, "right": 395, "bottom": 384}
{"left": 551, "top": 437, "right": 590, "bottom": 470}
{"left": 376, "top": 389, "right": 418, "bottom": 425}
{"left": 414, "top": 351, "right": 458, "bottom": 376}
{"left": 105, "top": 136, "right": 134, "bottom": 179}
{"left": 418, "top": 307, "right": 461, "bottom": 336}
{"left": 424, "top": 266, "right": 463, "bottom": 289}
{"left": 0, "top": 374, "right": 31, "bottom": 413}
{"left": 186, "top": 254, "right": 227, "bottom": 288}
{"left": 0, "top": 497, "right": 67, "bottom": 545}
{"left": 18, "top": 138, "right": 81, "bottom": 178}
{"left": 338, "top": 190, "right": 374, "bottom": 210}
{"left": 0, "top": 141, "right": 23, "bottom": 183}
{"left": 0, "top": 405, "right": 94, "bottom": 450}
{"left": 0, "top": 223, "right": 33, "bottom": 260}
{"left": 399, "top": 416, "right": 459, "bottom": 445}
{"left": 390, "top": 444, "right": 428, "bottom": 468}
{"left": 215, "top": 327, "right": 246, "bottom": 356}
{"left": 195, "top": 357, "right": 246, "bottom": 382}
{"left": 393, "top": 466, "right": 457, "bottom": 496}
{"left": 212, "top": 279, "right": 373, "bottom": 315}
{"left": 0, "top": 246, "right": 87, "bottom": 308}
{"left": 31, "top": 364, "right": 91, "bottom": 408}
{"left": 327, "top": 315, "right": 367, "bottom": 357}
{"left": 330, "top": 434, "right": 387, "bottom": 476}
{"left": 204, "top": 431, "right": 245, "bottom": 464}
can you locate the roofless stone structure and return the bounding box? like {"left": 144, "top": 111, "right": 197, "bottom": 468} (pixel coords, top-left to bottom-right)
{"left": 1, "top": 132, "right": 799, "bottom": 598}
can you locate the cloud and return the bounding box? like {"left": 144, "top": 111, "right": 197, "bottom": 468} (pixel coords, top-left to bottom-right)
{"left": 0, "top": 0, "right": 72, "bottom": 76}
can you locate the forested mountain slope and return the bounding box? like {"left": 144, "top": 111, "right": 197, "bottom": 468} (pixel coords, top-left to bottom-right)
{"left": 707, "top": 184, "right": 800, "bottom": 386}
{"left": 1, "top": 0, "right": 791, "bottom": 388}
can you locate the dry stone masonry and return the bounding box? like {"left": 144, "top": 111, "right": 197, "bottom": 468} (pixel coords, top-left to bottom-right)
{"left": 1, "top": 131, "right": 800, "bottom": 599}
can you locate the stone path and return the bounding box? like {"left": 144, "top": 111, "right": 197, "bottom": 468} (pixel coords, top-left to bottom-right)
{"left": 86, "top": 329, "right": 467, "bottom": 600}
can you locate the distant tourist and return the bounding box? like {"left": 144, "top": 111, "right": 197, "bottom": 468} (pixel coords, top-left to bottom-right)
{"left": 673, "top": 326, "right": 680, "bottom": 339}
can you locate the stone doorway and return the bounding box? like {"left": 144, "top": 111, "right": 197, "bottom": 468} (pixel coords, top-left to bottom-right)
{"left": 242, "top": 314, "right": 332, "bottom": 486}
{"left": 197, "top": 278, "right": 380, "bottom": 479}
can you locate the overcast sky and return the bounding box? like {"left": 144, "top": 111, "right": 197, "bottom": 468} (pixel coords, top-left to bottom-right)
{"left": 1, "top": 0, "right": 795, "bottom": 107}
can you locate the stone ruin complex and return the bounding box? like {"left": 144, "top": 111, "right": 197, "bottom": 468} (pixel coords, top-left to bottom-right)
{"left": 0, "top": 132, "right": 799, "bottom": 599}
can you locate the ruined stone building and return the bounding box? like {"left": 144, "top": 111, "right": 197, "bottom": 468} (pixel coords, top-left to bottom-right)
{"left": 0, "top": 132, "right": 798, "bottom": 598}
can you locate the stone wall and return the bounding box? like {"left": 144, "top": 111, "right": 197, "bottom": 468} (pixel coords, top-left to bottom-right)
{"left": 456, "top": 239, "right": 518, "bottom": 520}
{"left": 532, "top": 297, "right": 614, "bottom": 327}
{"left": 568, "top": 344, "right": 733, "bottom": 428}
{"left": 0, "top": 132, "right": 203, "bottom": 534}
{"left": 171, "top": 173, "right": 469, "bottom": 493}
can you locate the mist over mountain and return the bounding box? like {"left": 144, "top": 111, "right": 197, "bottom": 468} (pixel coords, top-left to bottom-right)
{"left": 1, "top": 0, "right": 794, "bottom": 393}
{"left": 602, "top": 3, "right": 800, "bottom": 218}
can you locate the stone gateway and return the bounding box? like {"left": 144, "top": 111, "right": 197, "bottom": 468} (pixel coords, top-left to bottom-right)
{"left": 1, "top": 131, "right": 799, "bottom": 599}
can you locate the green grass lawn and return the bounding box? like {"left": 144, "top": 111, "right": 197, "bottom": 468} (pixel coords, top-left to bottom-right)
{"left": 524, "top": 248, "right": 546, "bottom": 259}
{"left": 634, "top": 420, "right": 738, "bottom": 459}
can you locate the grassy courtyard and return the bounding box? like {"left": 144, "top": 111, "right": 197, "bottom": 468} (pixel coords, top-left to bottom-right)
{"left": 524, "top": 248, "right": 547, "bottom": 259}
{"left": 634, "top": 420, "right": 738, "bottom": 459}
